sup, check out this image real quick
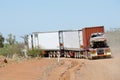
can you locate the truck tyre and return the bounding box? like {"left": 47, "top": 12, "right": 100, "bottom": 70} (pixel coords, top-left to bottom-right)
{"left": 88, "top": 52, "right": 92, "bottom": 60}
{"left": 75, "top": 53, "right": 77, "bottom": 58}
{"left": 64, "top": 52, "right": 66, "bottom": 58}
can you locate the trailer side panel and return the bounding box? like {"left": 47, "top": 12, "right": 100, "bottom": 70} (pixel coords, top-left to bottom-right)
{"left": 62, "top": 30, "right": 83, "bottom": 50}
{"left": 38, "top": 32, "right": 60, "bottom": 50}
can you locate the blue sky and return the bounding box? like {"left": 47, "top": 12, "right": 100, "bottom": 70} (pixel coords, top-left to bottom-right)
{"left": 0, "top": 0, "right": 120, "bottom": 42}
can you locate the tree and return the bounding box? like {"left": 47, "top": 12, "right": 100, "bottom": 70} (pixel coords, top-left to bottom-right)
{"left": 21, "top": 35, "right": 28, "bottom": 48}
{"left": 0, "top": 33, "right": 4, "bottom": 48}
{"left": 6, "top": 34, "right": 16, "bottom": 45}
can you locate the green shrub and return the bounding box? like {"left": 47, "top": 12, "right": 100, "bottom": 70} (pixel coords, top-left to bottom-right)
{"left": 0, "top": 48, "right": 8, "bottom": 57}
{"left": 0, "top": 43, "right": 24, "bottom": 58}
{"left": 27, "top": 48, "right": 42, "bottom": 57}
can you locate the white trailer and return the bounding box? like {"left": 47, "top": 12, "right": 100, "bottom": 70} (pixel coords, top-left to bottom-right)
{"left": 27, "top": 30, "right": 85, "bottom": 58}
{"left": 61, "top": 30, "right": 84, "bottom": 58}
{"left": 38, "top": 32, "right": 60, "bottom": 50}
{"left": 27, "top": 31, "right": 60, "bottom": 57}
{"left": 62, "top": 30, "right": 83, "bottom": 50}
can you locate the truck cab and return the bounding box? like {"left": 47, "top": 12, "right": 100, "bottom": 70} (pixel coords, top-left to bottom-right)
{"left": 88, "top": 33, "right": 111, "bottom": 59}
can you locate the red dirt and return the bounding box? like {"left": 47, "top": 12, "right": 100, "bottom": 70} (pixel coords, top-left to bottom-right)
{"left": 0, "top": 58, "right": 57, "bottom": 80}
{"left": 0, "top": 54, "right": 120, "bottom": 80}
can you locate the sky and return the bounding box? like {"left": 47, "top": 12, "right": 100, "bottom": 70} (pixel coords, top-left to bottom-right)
{"left": 0, "top": 0, "right": 120, "bottom": 42}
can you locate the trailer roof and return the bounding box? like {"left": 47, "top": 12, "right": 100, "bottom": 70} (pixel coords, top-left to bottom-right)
{"left": 29, "top": 26, "right": 104, "bottom": 35}
{"left": 32, "top": 29, "right": 82, "bottom": 34}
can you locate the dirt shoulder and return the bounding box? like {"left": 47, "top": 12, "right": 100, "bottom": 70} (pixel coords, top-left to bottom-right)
{"left": 47, "top": 59, "right": 82, "bottom": 80}
{"left": 0, "top": 58, "right": 82, "bottom": 80}
{"left": 0, "top": 55, "right": 120, "bottom": 80}
{"left": 0, "top": 58, "right": 58, "bottom": 80}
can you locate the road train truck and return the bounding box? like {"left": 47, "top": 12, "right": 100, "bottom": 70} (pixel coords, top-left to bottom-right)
{"left": 27, "top": 26, "right": 111, "bottom": 59}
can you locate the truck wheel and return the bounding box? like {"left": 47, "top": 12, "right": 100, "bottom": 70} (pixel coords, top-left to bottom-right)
{"left": 78, "top": 52, "right": 81, "bottom": 58}
{"left": 75, "top": 52, "right": 77, "bottom": 58}
{"left": 88, "top": 52, "right": 92, "bottom": 60}
{"left": 64, "top": 54, "right": 66, "bottom": 58}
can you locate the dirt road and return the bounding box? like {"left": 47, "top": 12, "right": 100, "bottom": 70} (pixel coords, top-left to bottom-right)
{"left": 0, "top": 54, "right": 120, "bottom": 80}
{"left": 75, "top": 56, "right": 120, "bottom": 80}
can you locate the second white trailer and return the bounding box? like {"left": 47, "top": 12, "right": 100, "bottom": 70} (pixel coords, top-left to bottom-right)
{"left": 62, "top": 30, "right": 83, "bottom": 51}
{"left": 27, "top": 30, "right": 84, "bottom": 58}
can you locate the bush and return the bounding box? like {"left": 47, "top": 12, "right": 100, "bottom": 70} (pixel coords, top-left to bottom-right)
{"left": 27, "top": 48, "right": 42, "bottom": 57}
{"left": 0, "top": 43, "right": 24, "bottom": 58}
{"left": 0, "top": 48, "right": 8, "bottom": 57}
